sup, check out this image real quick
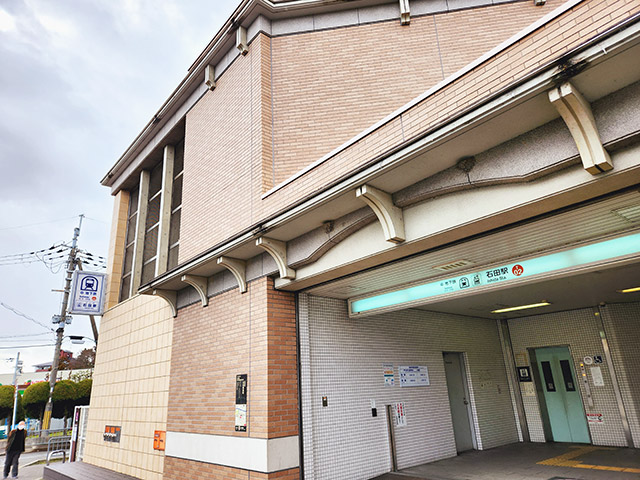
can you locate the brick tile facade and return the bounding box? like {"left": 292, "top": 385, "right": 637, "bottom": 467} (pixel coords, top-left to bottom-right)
{"left": 179, "top": 1, "right": 565, "bottom": 262}
{"left": 256, "top": 0, "right": 639, "bottom": 225}
{"left": 166, "top": 277, "right": 297, "bottom": 438}
{"left": 164, "top": 457, "right": 299, "bottom": 480}
{"left": 270, "top": 0, "right": 560, "bottom": 185}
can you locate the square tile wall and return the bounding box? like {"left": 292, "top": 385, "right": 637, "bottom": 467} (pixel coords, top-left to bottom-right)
{"left": 600, "top": 302, "right": 640, "bottom": 447}
{"left": 508, "top": 307, "right": 629, "bottom": 447}
{"left": 300, "top": 295, "right": 518, "bottom": 480}
{"left": 83, "top": 294, "right": 174, "bottom": 480}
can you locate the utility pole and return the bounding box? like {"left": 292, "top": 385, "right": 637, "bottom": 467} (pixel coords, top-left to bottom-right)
{"left": 11, "top": 352, "right": 22, "bottom": 429}
{"left": 42, "top": 215, "right": 83, "bottom": 431}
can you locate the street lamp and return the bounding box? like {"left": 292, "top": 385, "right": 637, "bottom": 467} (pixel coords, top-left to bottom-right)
{"left": 66, "top": 335, "right": 96, "bottom": 345}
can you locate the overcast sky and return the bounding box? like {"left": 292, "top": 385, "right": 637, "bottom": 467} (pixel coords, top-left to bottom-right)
{"left": 0, "top": 0, "right": 237, "bottom": 374}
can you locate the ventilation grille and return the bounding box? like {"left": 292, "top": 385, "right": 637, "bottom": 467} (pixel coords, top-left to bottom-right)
{"left": 612, "top": 204, "right": 640, "bottom": 223}
{"left": 432, "top": 259, "right": 474, "bottom": 272}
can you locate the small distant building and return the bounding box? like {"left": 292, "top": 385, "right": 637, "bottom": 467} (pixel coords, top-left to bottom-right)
{"left": 33, "top": 350, "right": 73, "bottom": 372}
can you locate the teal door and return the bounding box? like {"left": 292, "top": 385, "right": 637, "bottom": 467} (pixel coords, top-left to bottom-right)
{"left": 535, "top": 346, "right": 590, "bottom": 443}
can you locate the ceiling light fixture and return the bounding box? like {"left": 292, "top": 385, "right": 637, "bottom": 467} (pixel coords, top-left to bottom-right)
{"left": 491, "top": 302, "right": 551, "bottom": 314}
{"left": 619, "top": 286, "right": 640, "bottom": 293}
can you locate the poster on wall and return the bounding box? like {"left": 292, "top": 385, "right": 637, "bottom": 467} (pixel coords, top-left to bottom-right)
{"left": 522, "top": 382, "right": 536, "bottom": 397}
{"left": 590, "top": 367, "right": 605, "bottom": 386}
{"left": 394, "top": 402, "right": 407, "bottom": 427}
{"left": 235, "top": 374, "right": 248, "bottom": 431}
{"left": 587, "top": 413, "right": 604, "bottom": 423}
{"left": 399, "top": 366, "right": 429, "bottom": 387}
{"left": 383, "top": 364, "right": 395, "bottom": 386}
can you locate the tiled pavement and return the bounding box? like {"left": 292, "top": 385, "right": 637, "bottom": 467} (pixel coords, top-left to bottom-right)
{"left": 372, "top": 442, "right": 640, "bottom": 480}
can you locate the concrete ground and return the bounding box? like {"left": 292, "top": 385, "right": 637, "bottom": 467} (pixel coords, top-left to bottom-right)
{"left": 1, "top": 451, "right": 58, "bottom": 480}
{"left": 372, "top": 443, "right": 640, "bottom": 480}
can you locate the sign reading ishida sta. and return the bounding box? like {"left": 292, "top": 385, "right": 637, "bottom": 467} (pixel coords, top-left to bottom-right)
{"left": 350, "top": 232, "right": 640, "bottom": 315}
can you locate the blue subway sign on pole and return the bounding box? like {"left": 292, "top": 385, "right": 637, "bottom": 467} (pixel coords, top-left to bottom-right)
{"left": 69, "top": 271, "right": 107, "bottom": 315}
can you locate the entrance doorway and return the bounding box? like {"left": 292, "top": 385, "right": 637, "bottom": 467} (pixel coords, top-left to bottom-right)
{"left": 443, "top": 352, "right": 476, "bottom": 452}
{"left": 533, "top": 346, "right": 590, "bottom": 443}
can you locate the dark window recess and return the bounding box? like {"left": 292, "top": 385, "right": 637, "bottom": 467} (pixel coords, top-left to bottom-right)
{"left": 141, "top": 260, "right": 156, "bottom": 285}
{"left": 126, "top": 213, "right": 137, "bottom": 245}
{"left": 123, "top": 245, "right": 135, "bottom": 273}
{"left": 171, "top": 175, "right": 183, "bottom": 211}
{"left": 168, "top": 245, "right": 179, "bottom": 270}
{"left": 169, "top": 209, "right": 181, "bottom": 246}
{"left": 146, "top": 195, "right": 161, "bottom": 229}
{"left": 129, "top": 186, "right": 139, "bottom": 215}
{"left": 149, "top": 162, "right": 163, "bottom": 197}
{"left": 541, "top": 361, "right": 556, "bottom": 392}
{"left": 174, "top": 140, "right": 185, "bottom": 174}
{"left": 119, "top": 275, "right": 131, "bottom": 304}
{"left": 560, "top": 359, "right": 576, "bottom": 391}
{"left": 143, "top": 226, "right": 159, "bottom": 262}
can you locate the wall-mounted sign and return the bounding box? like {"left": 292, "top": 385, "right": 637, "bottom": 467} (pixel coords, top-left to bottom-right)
{"left": 350, "top": 232, "right": 640, "bottom": 315}
{"left": 153, "top": 430, "right": 166, "bottom": 451}
{"left": 399, "top": 366, "right": 429, "bottom": 387}
{"left": 587, "top": 413, "right": 604, "bottom": 423}
{"left": 590, "top": 366, "right": 605, "bottom": 387}
{"left": 517, "top": 366, "right": 532, "bottom": 382}
{"left": 69, "top": 271, "right": 106, "bottom": 315}
{"left": 103, "top": 425, "right": 121, "bottom": 443}
{"left": 235, "top": 374, "right": 248, "bottom": 432}
{"left": 383, "top": 364, "right": 395, "bottom": 386}
{"left": 394, "top": 402, "right": 406, "bottom": 427}
{"left": 522, "top": 382, "right": 536, "bottom": 397}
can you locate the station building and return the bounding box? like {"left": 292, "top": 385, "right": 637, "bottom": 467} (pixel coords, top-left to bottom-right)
{"left": 72, "top": 0, "right": 640, "bottom": 478}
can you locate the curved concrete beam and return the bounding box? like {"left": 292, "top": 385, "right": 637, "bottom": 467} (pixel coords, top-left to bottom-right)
{"left": 548, "top": 82, "right": 612, "bottom": 175}
{"left": 142, "top": 289, "right": 177, "bottom": 317}
{"left": 356, "top": 184, "right": 405, "bottom": 243}
{"left": 256, "top": 237, "right": 296, "bottom": 279}
{"left": 181, "top": 274, "right": 209, "bottom": 307}
{"left": 217, "top": 256, "right": 247, "bottom": 293}
{"left": 399, "top": 0, "right": 410, "bottom": 25}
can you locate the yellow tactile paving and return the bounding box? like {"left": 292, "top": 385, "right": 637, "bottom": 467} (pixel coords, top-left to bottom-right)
{"left": 537, "top": 446, "right": 640, "bottom": 474}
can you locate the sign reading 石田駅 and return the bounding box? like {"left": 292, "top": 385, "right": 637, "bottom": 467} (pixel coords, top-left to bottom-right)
{"left": 69, "top": 271, "right": 106, "bottom": 315}
{"left": 350, "top": 232, "right": 640, "bottom": 315}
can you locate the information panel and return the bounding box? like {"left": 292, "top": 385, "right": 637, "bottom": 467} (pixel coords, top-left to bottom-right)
{"left": 399, "top": 365, "right": 430, "bottom": 387}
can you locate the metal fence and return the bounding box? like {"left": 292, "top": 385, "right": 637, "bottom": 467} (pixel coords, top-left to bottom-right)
{"left": 46, "top": 434, "right": 71, "bottom": 465}
{"left": 27, "top": 428, "right": 72, "bottom": 447}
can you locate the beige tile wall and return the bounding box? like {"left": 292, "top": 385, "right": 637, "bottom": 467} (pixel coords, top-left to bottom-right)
{"left": 83, "top": 294, "right": 174, "bottom": 480}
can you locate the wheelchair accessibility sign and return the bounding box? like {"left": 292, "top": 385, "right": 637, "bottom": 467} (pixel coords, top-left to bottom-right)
{"left": 69, "top": 270, "right": 106, "bottom": 315}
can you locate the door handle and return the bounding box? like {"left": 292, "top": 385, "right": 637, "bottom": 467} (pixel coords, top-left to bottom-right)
{"left": 463, "top": 400, "right": 469, "bottom": 405}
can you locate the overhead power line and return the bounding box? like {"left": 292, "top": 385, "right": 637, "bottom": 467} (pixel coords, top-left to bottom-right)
{"left": 0, "top": 216, "right": 79, "bottom": 232}
{"left": 0, "top": 344, "right": 56, "bottom": 349}
{"left": 0, "top": 302, "right": 55, "bottom": 332}
{"left": 0, "top": 333, "right": 54, "bottom": 339}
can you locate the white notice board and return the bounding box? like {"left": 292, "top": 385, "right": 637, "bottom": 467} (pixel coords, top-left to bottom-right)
{"left": 399, "top": 365, "right": 430, "bottom": 387}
